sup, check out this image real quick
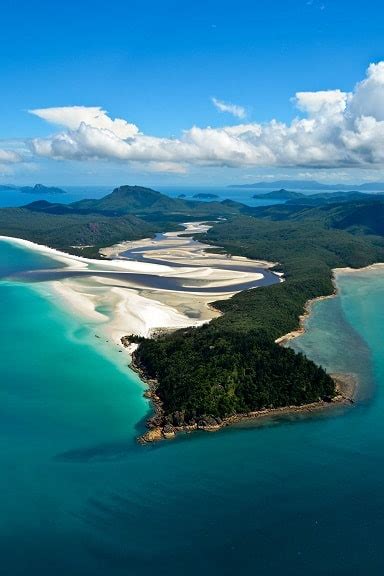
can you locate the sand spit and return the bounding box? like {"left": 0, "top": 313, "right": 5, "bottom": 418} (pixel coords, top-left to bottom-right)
{"left": 1, "top": 225, "right": 279, "bottom": 349}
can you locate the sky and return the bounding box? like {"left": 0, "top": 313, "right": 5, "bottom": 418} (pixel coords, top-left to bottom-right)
{"left": 2, "top": 0, "right": 384, "bottom": 186}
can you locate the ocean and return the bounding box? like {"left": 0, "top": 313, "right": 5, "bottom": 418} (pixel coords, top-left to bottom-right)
{"left": 0, "top": 184, "right": 380, "bottom": 209}
{"left": 1, "top": 238, "right": 384, "bottom": 574}
{"left": 0, "top": 185, "right": 285, "bottom": 208}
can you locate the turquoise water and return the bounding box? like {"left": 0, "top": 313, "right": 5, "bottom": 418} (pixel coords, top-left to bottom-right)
{"left": 1, "top": 242, "right": 384, "bottom": 575}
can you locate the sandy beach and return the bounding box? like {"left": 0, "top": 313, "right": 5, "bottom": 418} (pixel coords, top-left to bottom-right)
{"left": 335, "top": 263, "right": 384, "bottom": 275}
{"left": 0, "top": 225, "right": 280, "bottom": 349}
{"left": 275, "top": 261, "right": 384, "bottom": 347}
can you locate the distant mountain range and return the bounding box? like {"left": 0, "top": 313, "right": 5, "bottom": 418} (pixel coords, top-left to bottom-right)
{"left": 0, "top": 184, "right": 66, "bottom": 194}
{"left": 0, "top": 185, "right": 383, "bottom": 259}
{"left": 229, "top": 179, "right": 384, "bottom": 191}
{"left": 252, "top": 188, "right": 382, "bottom": 205}
{"left": 0, "top": 185, "right": 248, "bottom": 258}
{"left": 253, "top": 196, "right": 384, "bottom": 236}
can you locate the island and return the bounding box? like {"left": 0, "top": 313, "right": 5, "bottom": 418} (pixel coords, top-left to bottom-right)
{"left": 253, "top": 188, "right": 304, "bottom": 200}
{"left": 1, "top": 184, "right": 383, "bottom": 442}
{"left": 0, "top": 183, "right": 66, "bottom": 194}
{"left": 192, "top": 192, "right": 219, "bottom": 199}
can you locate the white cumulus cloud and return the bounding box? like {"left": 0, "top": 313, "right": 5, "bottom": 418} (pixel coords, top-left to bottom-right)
{"left": 211, "top": 97, "right": 246, "bottom": 119}
{"left": 29, "top": 106, "right": 139, "bottom": 139}
{"left": 0, "top": 149, "right": 23, "bottom": 163}
{"left": 27, "top": 62, "right": 384, "bottom": 172}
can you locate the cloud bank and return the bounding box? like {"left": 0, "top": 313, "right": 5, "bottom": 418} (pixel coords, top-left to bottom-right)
{"left": 0, "top": 149, "right": 23, "bottom": 164}
{"left": 28, "top": 62, "right": 384, "bottom": 173}
{"left": 0, "top": 148, "right": 25, "bottom": 176}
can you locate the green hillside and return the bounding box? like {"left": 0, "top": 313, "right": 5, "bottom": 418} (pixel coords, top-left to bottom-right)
{"left": 2, "top": 183, "right": 384, "bottom": 433}
{"left": 0, "top": 206, "right": 156, "bottom": 257}
{"left": 71, "top": 185, "right": 247, "bottom": 217}
{"left": 253, "top": 197, "right": 384, "bottom": 235}
{"left": 0, "top": 185, "right": 249, "bottom": 256}
{"left": 134, "top": 205, "right": 384, "bottom": 432}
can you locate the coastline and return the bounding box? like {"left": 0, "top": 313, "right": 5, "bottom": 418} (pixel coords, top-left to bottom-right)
{"left": 0, "top": 230, "right": 277, "bottom": 351}
{"left": 335, "top": 262, "right": 384, "bottom": 274}
{"left": 127, "top": 340, "right": 356, "bottom": 443}
{"left": 130, "top": 265, "right": 367, "bottom": 444}
{"left": 274, "top": 292, "right": 337, "bottom": 345}
{"left": 4, "top": 232, "right": 375, "bottom": 444}
{"left": 275, "top": 260, "right": 384, "bottom": 347}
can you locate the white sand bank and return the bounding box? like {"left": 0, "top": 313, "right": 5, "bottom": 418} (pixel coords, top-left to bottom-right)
{"left": 1, "top": 223, "right": 280, "bottom": 353}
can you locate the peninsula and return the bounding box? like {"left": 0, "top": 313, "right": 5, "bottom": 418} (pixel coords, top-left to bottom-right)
{"left": 1, "top": 185, "right": 383, "bottom": 442}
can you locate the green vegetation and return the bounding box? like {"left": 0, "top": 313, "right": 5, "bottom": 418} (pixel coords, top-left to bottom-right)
{"left": 3, "top": 184, "right": 384, "bottom": 430}
{"left": 287, "top": 191, "right": 375, "bottom": 206}
{"left": 136, "top": 327, "right": 335, "bottom": 425}
{"left": 0, "top": 205, "right": 156, "bottom": 258}
{"left": 70, "top": 185, "right": 246, "bottom": 217}
{"left": 135, "top": 207, "right": 384, "bottom": 429}
{"left": 0, "top": 185, "right": 248, "bottom": 257}
{"left": 252, "top": 197, "right": 384, "bottom": 236}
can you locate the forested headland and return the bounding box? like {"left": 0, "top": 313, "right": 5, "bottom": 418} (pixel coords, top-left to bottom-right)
{"left": 2, "top": 184, "right": 383, "bottom": 439}
{"left": 133, "top": 202, "right": 384, "bottom": 439}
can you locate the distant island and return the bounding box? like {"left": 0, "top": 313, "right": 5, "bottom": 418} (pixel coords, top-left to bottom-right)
{"left": 193, "top": 192, "right": 219, "bottom": 199}
{"left": 229, "top": 179, "right": 384, "bottom": 191}
{"left": 252, "top": 188, "right": 379, "bottom": 204}
{"left": 253, "top": 188, "right": 303, "bottom": 200}
{"left": 0, "top": 184, "right": 66, "bottom": 195}
{"left": 0, "top": 185, "right": 247, "bottom": 258}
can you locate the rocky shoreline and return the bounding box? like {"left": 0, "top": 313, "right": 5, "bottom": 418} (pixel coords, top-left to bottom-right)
{"left": 121, "top": 337, "right": 356, "bottom": 444}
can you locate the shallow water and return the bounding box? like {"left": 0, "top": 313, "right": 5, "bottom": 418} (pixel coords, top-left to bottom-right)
{"left": 1, "top": 242, "right": 384, "bottom": 575}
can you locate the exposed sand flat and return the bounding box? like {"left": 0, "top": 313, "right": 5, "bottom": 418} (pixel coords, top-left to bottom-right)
{"left": 0, "top": 235, "right": 266, "bottom": 285}
{"left": 50, "top": 279, "right": 107, "bottom": 322}
{"left": 335, "top": 263, "right": 384, "bottom": 275}
{"left": 49, "top": 276, "right": 209, "bottom": 343}
{"left": 1, "top": 224, "right": 281, "bottom": 351}
{"left": 0, "top": 235, "right": 173, "bottom": 274}
{"left": 100, "top": 221, "right": 276, "bottom": 271}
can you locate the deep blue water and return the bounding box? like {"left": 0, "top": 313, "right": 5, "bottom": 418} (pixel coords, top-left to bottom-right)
{"left": 0, "top": 185, "right": 284, "bottom": 208}
{"left": 1, "top": 242, "right": 384, "bottom": 575}
{"left": 157, "top": 185, "right": 286, "bottom": 207}
{"left": 0, "top": 186, "right": 111, "bottom": 207}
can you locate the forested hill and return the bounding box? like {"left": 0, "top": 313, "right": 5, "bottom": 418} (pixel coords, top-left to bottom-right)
{"left": 70, "top": 185, "right": 247, "bottom": 216}
{"left": 133, "top": 198, "right": 384, "bottom": 435}
{"left": 251, "top": 197, "right": 384, "bottom": 236}
{"left": 0, "top": 207, "right": 156, "bottom": 256}
{"left": 0, "top": 185, "right": 248, "bottom": 256}
{"left": 71, "top": 185, "right": 189, "bottom": 214}
{"left": 2, "top": 182, "right": 383, "bottom": 434}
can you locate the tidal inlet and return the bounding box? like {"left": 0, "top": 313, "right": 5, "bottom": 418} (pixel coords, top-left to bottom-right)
{"left": 2, "top": 3, "right": 384, "bottom": 574}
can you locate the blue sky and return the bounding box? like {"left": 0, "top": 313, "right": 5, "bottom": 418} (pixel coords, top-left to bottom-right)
{"left": 2, "top": 0, "right": 384, "bottom": 186}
